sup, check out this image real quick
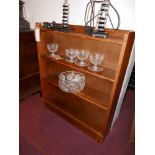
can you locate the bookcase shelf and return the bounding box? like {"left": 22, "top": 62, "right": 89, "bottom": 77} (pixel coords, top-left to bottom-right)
{"left": 41, "top": 54, "right": 115, "bottom": 82}
{"left": 44, "top": 74, "right": 109, "bottom": 110}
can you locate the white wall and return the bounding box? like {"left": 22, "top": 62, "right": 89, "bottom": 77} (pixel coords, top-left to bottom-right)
{"left": 23, "top": 0, "right": 134, "bottom": 30}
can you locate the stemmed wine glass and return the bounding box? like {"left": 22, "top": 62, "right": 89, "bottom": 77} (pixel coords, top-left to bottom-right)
{"left": 47, "top": 43, "right": 59, "bottom": 58}
{"left": 88, "top": 53, "right": 105, "bottom": 72}
{"left": 65, "top": 49, "right": 77, "bottom": 63}
{"left": 75, "top": 50, "right": 90, "bottom": 67}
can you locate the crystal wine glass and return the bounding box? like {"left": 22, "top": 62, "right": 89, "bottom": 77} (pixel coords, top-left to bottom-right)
{"left": 88, "top": 53, "right": 105, "bottom": 72}
{"left": 47, "top": 43, "right": 59, "bottom": 58}
{"left": 75, "top": 50, "right": 90, "bottom": 67}
{"left": 65, "top": 49, "right": 77, "bottom": 63}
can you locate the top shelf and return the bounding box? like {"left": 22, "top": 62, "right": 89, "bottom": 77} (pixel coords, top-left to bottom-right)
{"left": 41, "top": 54, "right": 115, "bottom": 82}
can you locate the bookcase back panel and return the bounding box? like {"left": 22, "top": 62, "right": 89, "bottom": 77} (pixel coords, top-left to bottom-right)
{"left": 42, "top": 33, "right": 122, "bottom": 70}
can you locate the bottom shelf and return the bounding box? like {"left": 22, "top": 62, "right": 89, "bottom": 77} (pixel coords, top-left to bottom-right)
{"left": 42, "top": 77, "right": 108, "bottom": 133}
{"left": 44, "top": 98, "right": 105, "bottom": 143}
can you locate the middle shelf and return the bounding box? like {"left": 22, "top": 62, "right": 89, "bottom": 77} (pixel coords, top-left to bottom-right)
{"left": 43, "top": 74, "right": 110, "bottom": 110}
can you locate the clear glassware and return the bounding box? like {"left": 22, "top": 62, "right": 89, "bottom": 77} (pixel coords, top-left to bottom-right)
{"left": 47, "top": 43, "right": 59, "bottom": 58}
{"left": 88, "top": 53, "right": 105, "bottom": 72}
{"left": 75, "top": 50, "right": 90, "bottom": 67}
{"left": 65, "top": 49, "right": 77, "bottom": 63}
{"left": 59, "top": 71, "right": 85, "bottom": 93}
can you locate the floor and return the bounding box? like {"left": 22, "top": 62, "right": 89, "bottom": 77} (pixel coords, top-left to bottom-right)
{"left": 19, "top": 88, "right": 135, "bottom": 155}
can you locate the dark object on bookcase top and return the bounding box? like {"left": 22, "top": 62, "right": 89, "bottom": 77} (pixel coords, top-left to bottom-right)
{"left": 85, "top": 26, "right": 94, "bottom": 35}
{"left": 43, "top": 21, "right": 106, "bottom": 36}
{"left": 43, "top": 21, "right": 71, "bottom": 32}
{"left": 92, "top": 31, "right": 108, "bottom": 38}
{"left": 19, "top": 0, "right": 30, "bottom": 30}
{"left": 84, "top": 26, "right": 108, "bottom": 38}
{"left": 43, "top": 22, "right": 53, "bottom": 29}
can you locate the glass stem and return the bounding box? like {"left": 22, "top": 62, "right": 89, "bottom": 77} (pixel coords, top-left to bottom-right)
{"left": 80, "top": 60, "right": 84, "bottom": 64}
{"left": 93, "top": 64, "right": 98, "bottom": 69}
{"left": 52, "top": 53, "right": 55, "bottom": 57}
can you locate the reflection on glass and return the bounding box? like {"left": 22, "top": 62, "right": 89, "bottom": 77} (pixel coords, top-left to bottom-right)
{"left": 47, "top": 43, "right": 59, "bottom": 58}
{"left": 75, "top": 50, "right": 90, "bottom": 67}
{"left": 88, "top": 53, "right": 104, "bottom": 72}
{"left": 65, "top": 49, "right": 77, "bottom": 63}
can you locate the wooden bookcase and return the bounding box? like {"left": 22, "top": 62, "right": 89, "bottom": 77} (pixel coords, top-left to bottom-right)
{"left": 36, "top": 25, "right": 135, "bottom": 143}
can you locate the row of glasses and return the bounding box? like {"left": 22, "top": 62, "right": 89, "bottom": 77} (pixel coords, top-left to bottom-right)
{"left": 65, "top": 49, "right": 105, "bottom": 72}
{"left": 47, "top": 44, "right": 105, "bottom": 72}
{"left": 65, "top": 49, "right": 89, "bottom": 66}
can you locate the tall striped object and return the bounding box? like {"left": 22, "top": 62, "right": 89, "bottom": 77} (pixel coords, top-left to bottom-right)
{"left": 62, "top": 0, "right": 69, "bottom": 29}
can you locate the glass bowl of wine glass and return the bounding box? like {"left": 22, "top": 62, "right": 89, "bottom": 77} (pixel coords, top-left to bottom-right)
{"left": 88, "top": 53, "right": 105, "bottom": 72}
{"left": 47, "top": 43, "right": 59, "bottom": 58}
{"left": 75, "top": 50, "right": 90, "bottom": 67}
{"left": 65, "top": 49, "right": 77, "bottom": 63}
{"left": 59, "top": 71, "right": 85, "bottom": 93}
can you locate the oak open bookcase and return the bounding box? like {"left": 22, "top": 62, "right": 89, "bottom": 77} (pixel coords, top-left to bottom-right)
{"left": 36, "top": 25, "right": 135, "bottom": 143}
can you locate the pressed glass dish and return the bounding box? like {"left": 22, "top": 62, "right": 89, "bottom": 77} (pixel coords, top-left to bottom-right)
{"left": 58, "top": 71, "right": 85, "bottom": 93}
